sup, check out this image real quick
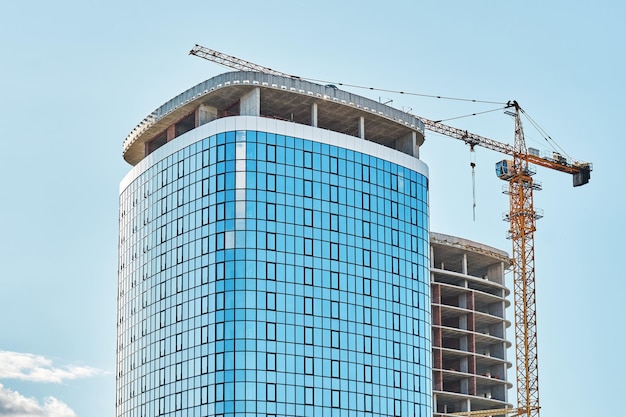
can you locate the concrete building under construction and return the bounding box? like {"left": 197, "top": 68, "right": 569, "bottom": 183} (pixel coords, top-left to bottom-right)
{"left": 430, "top": 232, "right": 513, "bottom": 416}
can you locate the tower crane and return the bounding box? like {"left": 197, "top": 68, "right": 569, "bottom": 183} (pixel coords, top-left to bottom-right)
{"left": 189, "top": 44, "right": 593, "bottom": 417}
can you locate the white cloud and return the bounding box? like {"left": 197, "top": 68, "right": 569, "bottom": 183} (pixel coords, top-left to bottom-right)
{"left": 0, "top": 351, "right": 102, "bottom": 384}
{"left": 0, "top": 384, "right": 75, "bottom": 417}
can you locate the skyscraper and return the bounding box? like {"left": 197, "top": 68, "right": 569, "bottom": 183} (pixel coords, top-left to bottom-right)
{"left": 118, "top": 71, "right": 432, "bottom": 417}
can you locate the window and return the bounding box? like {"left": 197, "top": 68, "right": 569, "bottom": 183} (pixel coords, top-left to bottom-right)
{"left": 392, "top": 201, "right": 398, "bottom": 218}
{"left": 175, "top": 362, "right": 182, "bottom": 380}
{"left": 176, "top": 246, "right": 185, "bottom": 265}
{"left": 216, "top": 353, "right": 224, "bottom": 371}
{"left": 267, "top": 203, "right": 276, "bottom": 221}
{"left": 363, "top": 249, "right": 370, "bottom": 267}
{"left": 304, "top": 297, "right": 313, "bottom": 315}
{"left": 365, "top": 394, "right": 372, "bottom": 412}
{"left": 330, "top": 214, "right": 338, "bottom": 231}
{"left": 267, "top": 353, "right": 276, "bottom": 371}
{"left": 362, "top": 165, "right": 370, "bottom": 182}
{"left": 160, "top": 282, "right": 166, "bottom": 300}
{"left": 217, "top": 173, "right": 225, "bottom": 191}
{"left": 364, "top": 365, "right": 372, "bottom": 382}
{"left": 267, "top": 145, "right": 276, "bottom": 162}
{"left": 216, "top": 322, "right": 224, "bottom": 340}
{"left": 412, "top": 290, "right": 420, "bottom": 307}
{"left": 331, "top": 272, "right": 339, "bottom": 290}
{"left": 267, "top": 262, "right": 276, "bottom": 280}
{"left": 394, "top": 341, "right": 401, "bottom": 359}
{"left": 216, "top": 383, "right": 224, "bottom": 402}
{"left": 363, "top": 221, "right": 370, "bottom": 238}
{"left": 364, "top": 336, "right": 372, "bottom": 353}
{"left": 304, "top": 180, "right": 312, "bottom": 197}
{"left": 392, "top": 228, "right": 399, "bottom": 246}
{"left": 393, "top": 313, "right": 401, "bottom": 331}
{"left": 158, "top": 397, "right": 165, "bottom": 415}
{"left": 392, "top": 257, "right": 399, "bottom": 274}
{"left": 393, "top": 285, "right": 400, "bottom": 302}
{"left": 175, "top": 392, "right": 182, "bottom": 411}
{"left": 176, "top": 333, "right": 182, "bottom": 351}
{"left": 304, "top": 151, "right": 312, "bottom": 168}
{"left": 267, "top": 323, "right": 276, "bottom": 341}
{"left": 362, "top": 193, "right": 370, "bottom": 210}
{"left": 201, "top": 356, "right": 208, "bottom": 374}
{"left": 267, "top": 292, "right": 276, "bottom": 311}
{"left": 305, "top": 357, "right": 314, "bottom": 375}
{"left": 267, "top": 174, "right": 276, "bottom": 191}
{"left": 201, "top": 326, "right": 208, "bottom": 344}
{"left": 304, "top": 238, "right": 313, "bottom": 256}
{"left": 304, "top": 209, "right": 313, "bottom": 226}
{"left": 331, "top": 243, "right": 339, "bottom": 260}
{"left": 216, "top": 232, "right": 225, "bottom": 250}
{"left": 364, "top": 307, "right": 371, "bottom": 324}
{"left": 267, "top": 233, "right": 276, "bottom": 251}
{"left": 305, "top": 387, "right": 314, "bottom": 405}
{"left": 304, "top": 327, "right": 313, "bottom": 345}
{"left": 267, "top": 383, "right": 276, "bottom": 402}
{"left": 331, "top": 330, "right": 340, "bottom": 349}
{"left": 331, "top": 360, "right": 340, "bottom": 378}
{"left": 216, "top": 292, "right": 225, "bottom": 310}
{"left": 330, "top": 185, "right": 338, "bottom": 202}
{"left": 330, "top": 157, "right": 338, "bottom": 174}
{"left": 202, "top": 150, "right": 209, "bottom": 167}
{"left": 216, "top": 202, "right": 225, "bottom": 220}
{"left": 176, "top": 217, "right": 183, "bottom": 235}
{"left": 331, "top": 390, "right": 340, "bottom": 408}
{"left": 217, "top": 144, "right": 225, "bottom": 162}
{"left": 331, "top": 301, "right": 339, "bottom": 319}
{"left": 395, "top": 370, "right": 401, "bottom": 388}
{"left": 364, "top": 278, "right": 371, "bottom": 296}
{"left": 216, "top": 262, "right": 225, "bottom": 280}
{"left": 304, "top": 268, "right": 313, "bottom": 286}
{"left": 395, "top": 399, "right": 402, "bottom": 417}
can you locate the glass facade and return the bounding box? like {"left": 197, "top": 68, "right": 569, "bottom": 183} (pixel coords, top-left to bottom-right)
{"left": 118, "top": 127, "right": 431, "bottom": 417}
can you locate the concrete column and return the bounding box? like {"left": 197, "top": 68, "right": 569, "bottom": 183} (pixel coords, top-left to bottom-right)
{"left": 311, "top": 103, "right": 318, "bottom": 127}
{"left": 166, "top": 125, "right": 176, "bottom": 142}
{"left": 358, "top": 116, "right": 365, "bottom": 139}
{"left": 394, "top": 131, "right": 419, "bottom": 157}
{"left": 240, "top": 87, "right": 261, "bottom": 116}
{"left": 462, "top": 253, "right": 468, "bottom": 275}
{"left": 197, "top": 104, "right": 217, "bottom": 126}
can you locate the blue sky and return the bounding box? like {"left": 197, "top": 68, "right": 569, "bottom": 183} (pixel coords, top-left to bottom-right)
{"left": 0, "top": 1, "right": 623, "bottom": 416}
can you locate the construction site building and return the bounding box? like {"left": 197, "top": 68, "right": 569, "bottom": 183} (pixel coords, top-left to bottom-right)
{"left": 430, "top": 232, "right": 513, "bottom": 416}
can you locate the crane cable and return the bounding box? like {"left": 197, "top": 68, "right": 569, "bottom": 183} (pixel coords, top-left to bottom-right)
{"left": 434, "top": 106, "right": 509, "bottom": 123}
{"left": 519, "top": 108, "right": 571, "bottom": 160}
{"left": 298, "top": 77, "right": 507, "bottom": 105}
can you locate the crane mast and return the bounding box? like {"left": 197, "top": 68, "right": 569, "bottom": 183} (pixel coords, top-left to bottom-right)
{"left": 189, "top": 45, "right": 592, "bottom": 417}
{"left": 508, "top": 102, "right": 540, "bottom": 417}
